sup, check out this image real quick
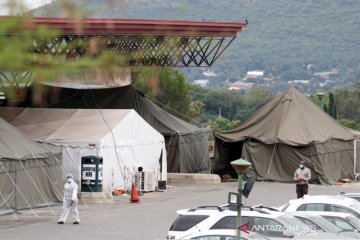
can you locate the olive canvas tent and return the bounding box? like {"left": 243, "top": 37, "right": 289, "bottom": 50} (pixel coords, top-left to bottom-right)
{"left": 214, "top": 87, "right": 360, "bottom": 184}
{"left": 0, "top": 117, "right": 62, "bottom": 211}
{"left": 20, "top": 84, "right": 210, "bottom": 173}
{"left": 0, "top": 108, "right": 167, "bottom": 192}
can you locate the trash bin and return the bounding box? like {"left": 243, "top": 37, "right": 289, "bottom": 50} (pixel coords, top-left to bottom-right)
{"left": 81, "top": 156, "right": 103, "bottom": 192}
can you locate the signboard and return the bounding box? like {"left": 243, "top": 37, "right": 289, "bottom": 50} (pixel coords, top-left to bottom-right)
{"left": 81, "top": 164, "right": 103, "bottom": 186}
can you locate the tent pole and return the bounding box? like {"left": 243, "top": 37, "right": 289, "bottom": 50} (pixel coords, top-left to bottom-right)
{"left": 265, "top": 140, "right": 277, "bottom": 180}
{"left": 355, "top": 140, "right": 360, "bottom": 182}
{"left": 14, "top": 169, "right": 17, "bottom": 213}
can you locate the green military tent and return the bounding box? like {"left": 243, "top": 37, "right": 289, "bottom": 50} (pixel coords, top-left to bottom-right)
{"left": 19, "top": 83, "right": 209, "bottom": 173}
{"left": 214, "top": 87, "right": 360, "bottom": 184}
{"left": 0, "top": 117, "right": 62, "bottom": 212}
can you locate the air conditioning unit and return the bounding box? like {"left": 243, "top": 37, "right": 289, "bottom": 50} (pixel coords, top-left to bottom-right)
{"left": 137, "top": 171, "right": 156, "bottom": 192}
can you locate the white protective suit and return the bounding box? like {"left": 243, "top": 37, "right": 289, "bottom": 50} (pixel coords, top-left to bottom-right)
{"left": 58, "top": 178, "right": 80, "bottom": 223}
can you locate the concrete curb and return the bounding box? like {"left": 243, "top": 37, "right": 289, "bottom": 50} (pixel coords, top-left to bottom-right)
{"left": 78, "top": 192, "right": 113, "bottom": 204}
{"left": 167, "top": 173, "right": 221, "bottom": 184}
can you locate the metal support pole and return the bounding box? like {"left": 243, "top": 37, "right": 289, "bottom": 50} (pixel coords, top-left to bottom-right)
{"left": 230, "top": 158, "right": 251, "bottom": 240}
{"left": 14, "top": 169, "right": 17, "bottom": 213}
{"left": 237, "top": 172, "right": 243, "bottom": 240}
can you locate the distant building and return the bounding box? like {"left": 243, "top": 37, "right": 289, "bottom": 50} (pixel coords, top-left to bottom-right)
{"left": 306, "top": 64, "right": 315, "bottom": 71}
{"left": 287, "top": 80, "right": 310, "bottom": 84}
{"left": 314, "top": 68, "right": 338, "bottom": 81}
{"left": 193, "top": 79, "right": 209, "bottom": 87}
{"left": 228, "top": 81, "right": 254, "bottom": 90}
{"left": 244, "top": 70, "right": 264, "bottom": 80}
{"left": 202, "top": 69, "right": 217, "bottom": 77}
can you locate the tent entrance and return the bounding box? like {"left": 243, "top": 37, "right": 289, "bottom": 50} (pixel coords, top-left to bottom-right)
{"left": 354, "top": 140, "right": 360, "bottom": 181}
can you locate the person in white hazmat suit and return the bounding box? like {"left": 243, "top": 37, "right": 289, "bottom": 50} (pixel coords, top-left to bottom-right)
{"left": 58, "top": 173, "right": 80, "bottom": 224}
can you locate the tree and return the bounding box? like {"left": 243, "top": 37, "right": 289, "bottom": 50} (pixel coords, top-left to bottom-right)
{"left": 207, "top": 117, "right": 240, "bottom": 132}
{"left": 190, "top": 100, "right": 205, "bottom": 122}
{"left": 242, "top": 86, "right": 273, "bottom": 118}
{"left": 339, "top": 119, "right": 360, "bottom": 130}
{"left": 158, "top": 68, "right": 191, "bottom": 116}
{"left": 133, "top": 67, "right": 192, "bottom": 118}
{"left": 189, "top": 85, "right": 245, "bottom": 122}
{"left": 327, "top": 92, "right": 337, "bottom": 119}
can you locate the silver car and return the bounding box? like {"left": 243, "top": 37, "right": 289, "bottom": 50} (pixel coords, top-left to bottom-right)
{"left": 288, "top": 212, "right": 359, "bottom": 238}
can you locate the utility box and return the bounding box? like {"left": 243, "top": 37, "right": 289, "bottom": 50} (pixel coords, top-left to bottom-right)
{"left": 81, "top": 156, "right": 103, "bottom": 192}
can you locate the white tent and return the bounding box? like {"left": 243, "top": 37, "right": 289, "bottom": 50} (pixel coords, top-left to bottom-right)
{"left": 0, "top": 107, "right": 167, "bottom": 192}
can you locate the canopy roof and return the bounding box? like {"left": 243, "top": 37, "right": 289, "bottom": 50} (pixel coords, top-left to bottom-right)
{"left": 216, "top": 87, "right": 356, "bottom": 146}
{"left": 0, "top": 117, "right": 59, "bottom": 160}
{"left": 22, "top": 17, "right": 246, "bottom": 37}
{"left": 2, "top": 16, "right": 247, "bottom": 67}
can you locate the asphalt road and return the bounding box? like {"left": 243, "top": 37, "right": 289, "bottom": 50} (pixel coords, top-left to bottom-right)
{"left": 1, "top": 181, "right": 359, "bottom": 240}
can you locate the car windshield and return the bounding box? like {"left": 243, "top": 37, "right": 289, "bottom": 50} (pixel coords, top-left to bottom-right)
{"left": 350, "top": 203, "right": 360, "bottom": 212}
{"left": 309, "top": 216, "right": 343, "bottom": 233}
{"left": 278, "top": 203, "right": 290, "bottom": 211}
{"left": 293, "top": 216, "right": 326, "bottom": 232}
{"left": 278, "top": 215, "right": 313, "bottom": 233}
{"left": 347, "top": 215, "right": 360, "bottom": 229}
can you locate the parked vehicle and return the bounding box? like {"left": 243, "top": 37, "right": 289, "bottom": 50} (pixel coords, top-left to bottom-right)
{"left": 287, "top": 212, "right": 359, "bottom": 238}
{"left": 294, "top": 211, "right": 360, "bottom": 232}
{"left": 339, "top": 192, "right": 360, "bottom": 202}
{"left": 177, "top": 229, "right": 268, "bottom": 240}
{"left": 167, "top": 205, "right": 358, "bottom": 239}
{"left": 280, "top": 195, "right": 360, "bottom": 218}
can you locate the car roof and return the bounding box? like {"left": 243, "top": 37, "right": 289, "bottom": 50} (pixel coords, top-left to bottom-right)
{"left": 176, "top": 206, "right": 287, "bottom": 218}
{"left": 339, "top": 193, "right": 360, "bottom": 197}
{"left": 299, "top": 211, "right": 355, "bottom": 217}
{"left": 288, "top": 195, "right": 358, "bottom": 205}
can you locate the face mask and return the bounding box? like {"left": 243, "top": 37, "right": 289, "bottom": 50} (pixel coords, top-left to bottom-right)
{"left": 67, "top": 178, "right": 72, "bottom": 183}
{"left": 299, "top": 164, "right": 304, "bottom": 169}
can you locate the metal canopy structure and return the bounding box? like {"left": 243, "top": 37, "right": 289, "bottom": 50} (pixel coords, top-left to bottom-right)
{"left": 24, "top": 17, "right": 247, "bottom": 67}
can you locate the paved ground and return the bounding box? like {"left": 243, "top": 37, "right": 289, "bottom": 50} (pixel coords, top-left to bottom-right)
{"left": 1, "top": 181, "right": 359, "bottom": 240}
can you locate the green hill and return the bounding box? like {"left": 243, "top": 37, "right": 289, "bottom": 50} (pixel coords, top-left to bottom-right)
{"left": 34, "top": 0, "right": 360, "bottom": 91}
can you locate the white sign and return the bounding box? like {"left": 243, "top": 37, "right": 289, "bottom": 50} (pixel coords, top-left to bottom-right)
{"left": 82, "top": 164, "right": 96, "bottom": 180}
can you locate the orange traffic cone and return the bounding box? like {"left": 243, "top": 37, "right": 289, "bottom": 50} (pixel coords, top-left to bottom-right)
{"left": 130, "top": 183, "right": 140, "bottom": 202}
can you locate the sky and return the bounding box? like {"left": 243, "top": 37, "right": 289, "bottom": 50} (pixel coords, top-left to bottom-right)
{"left": 0, "top": 0, "right": 52, "bottom": 15}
